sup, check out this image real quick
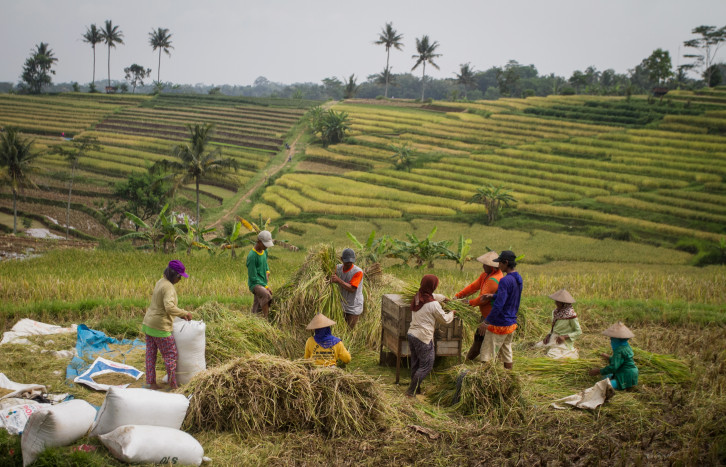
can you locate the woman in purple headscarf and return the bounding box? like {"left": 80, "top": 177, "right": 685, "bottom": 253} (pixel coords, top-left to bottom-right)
{"left": 405, "top": 275, "right": 455, "bottom": 397}
{"left": 142, "top": 260, "right": 192, "bottom": 390}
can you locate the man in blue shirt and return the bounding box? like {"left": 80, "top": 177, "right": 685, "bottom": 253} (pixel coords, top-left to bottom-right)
{"left": 476, "top": 250, "right": 523, "bottom": 369}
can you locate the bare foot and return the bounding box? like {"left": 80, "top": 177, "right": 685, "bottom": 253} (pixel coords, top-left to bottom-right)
{"left": 147, "top": 383, "right": 161, "bottom": 390}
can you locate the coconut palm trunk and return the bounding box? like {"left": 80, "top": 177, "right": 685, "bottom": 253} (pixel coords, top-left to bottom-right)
{"left": 385, "top": 50, "right": 391, "bottom": 98}
{"left": 196, "top": 177, "right": 201, "bottom": 242}
{"left": 66, "top": 162, "right": 76, "bottom": 239}
{"left": 92, "top": 45, "right": 96, "bottom": 86}
{"left": 157, "top": 48, "right": 162, "bottom": 83}
{"left": 12, "top": 190, "right": 18, "bottom": 235}
{"left": 421, "top": 62, "right": 426, "bottom": 101}
{"left": 107, "top": 44, "right": 111, "bottom": 88}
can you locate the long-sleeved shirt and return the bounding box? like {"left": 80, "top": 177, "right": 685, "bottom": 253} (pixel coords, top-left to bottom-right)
{"left": 486, "top": 271, "right": 523, "bottom": 327}
{"left": 304, "top": 337, "right": 351, "bottom": 367}
{"left": 600, "top": 344, "right": 639, "bottom": 389}
{"left": 407, "top": 294, "right": 454, "bottom": 345}
{"left": 143, "top": 278, "right": 188, "bottom": 334}
{"left": 455, "top": 269, "right": 503, "bottom": 318}
{"left": 551, "top": 315, "right": 582, "bottom": 350}
{"left": 246, "top": 247, "right": 269, "bottom": 292}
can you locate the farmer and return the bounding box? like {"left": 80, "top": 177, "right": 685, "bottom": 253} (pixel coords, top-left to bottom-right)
{"left": 142, "top": 260, "right": 192, "bottom": 390}
{"left": 304, "top": 313, "right": 351, "bottom": 366}
{"left": 247, "top": 230, "right": 274, "bottom": 318}
{"left": 330, "top": 248, "right": 364, "bottom": 329}
{"left": 406, "top": 274, "right": 455, "bottom": 397}
{"left": 589, "top": 322, "right": 639, "bottom": 390}
{"left": 535, "top": 288, "right": 582, "bottom": 359}
{"left": 476, "top": 250, "right": 522, "bottom": 369}
{"left": 453, "top": 251, "right": 503, "bottom": 360}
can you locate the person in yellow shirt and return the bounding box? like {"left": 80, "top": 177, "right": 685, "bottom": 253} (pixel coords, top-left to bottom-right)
{"left": 142, "top": 260, "right": 192, "bottom": 390}
{"left": 303, "top": 313, "right": 351, "bottom": 367}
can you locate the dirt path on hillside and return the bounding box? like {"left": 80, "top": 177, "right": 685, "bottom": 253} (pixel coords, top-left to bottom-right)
{"left": 209, "top": 101, "right": 334, "bottom": 229}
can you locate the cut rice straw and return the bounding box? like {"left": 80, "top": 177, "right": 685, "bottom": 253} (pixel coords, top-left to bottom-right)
{"left": 182, "top": 354, "right": 390, "bottom": 437}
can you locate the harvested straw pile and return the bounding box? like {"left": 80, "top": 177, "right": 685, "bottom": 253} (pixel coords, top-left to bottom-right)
{"left": 430, "top": 363, "right": 523, "bottom": 419}
{"left": 518, "top": 348, "right": 691, "bottom": 386}
{"left": 195, "top": 302, "right": 298, "bottom": 362}
{"left": 183, "top": 354, "right": 389, "bottom": 437}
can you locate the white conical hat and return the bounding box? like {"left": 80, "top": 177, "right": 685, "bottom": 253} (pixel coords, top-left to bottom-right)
{"left": 602, "top": 322, "right": 635, "bottom": 339}
{"left": 476, "top": 251, "right": 499, "bottom": 267}
{"left": 548, "top": 288, "right": 575, "bottom": 304}
{"left": 306, "top": 313, "right": 336, "bottom": 330}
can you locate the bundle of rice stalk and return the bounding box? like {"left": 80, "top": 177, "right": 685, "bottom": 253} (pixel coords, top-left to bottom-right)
{"left": 429, "top": 363, "right": 523, "bottom": 420}
{"left": 195, "top": 302, "right": 298, "bottom": 362}
{"left": 272, "top": 244, "right": 345, "bottom": 330}
{"left": 400, "top": 283, "right": 479, "bottom": 329}
{"left": 518, "top": 348, "right": 691, "bottom": 386}
{"left": 183, "top": 354, "right": 316, "bottom": 434}
{"left": 308, "top": 366, "right": 390, "bottom": 437}
{"left": 182, "top": 354, "right": 390, "bottom": 437}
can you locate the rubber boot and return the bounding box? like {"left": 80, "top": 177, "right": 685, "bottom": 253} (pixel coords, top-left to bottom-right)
{"left": 503, "top": 362, "right": 513, "bottom": 370}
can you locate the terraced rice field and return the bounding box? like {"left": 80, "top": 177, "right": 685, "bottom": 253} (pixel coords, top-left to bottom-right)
{"left": 0, "top": 94, "right": 313, "bottom": 238}
{"left": 253, "top": 90, "right": 726, "bottom": 249}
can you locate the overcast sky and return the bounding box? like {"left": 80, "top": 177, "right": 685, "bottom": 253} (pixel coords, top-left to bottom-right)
{"left": 1, "top": 0, "right": 725, "bottom": 87}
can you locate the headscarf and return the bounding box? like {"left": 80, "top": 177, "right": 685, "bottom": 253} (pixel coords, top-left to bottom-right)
{"left": 313, "top": 326, "right": 341, "bottom": 349}
{"left": 411, "top": 274, "right": 439, "bottom": 312}
{"left": 610, "top": 337, "right": 630, "bottom": 351}
{"left": 553, "top": 303, "right": 577, "bottom": 321}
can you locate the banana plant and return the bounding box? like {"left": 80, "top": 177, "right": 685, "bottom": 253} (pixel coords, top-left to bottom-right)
{"left": 237, "top": 215, "right": 299, "bottom": 251}
{"left": 441, "top": 234, "right": 472, "bottom": 271}
{"left": 390, "top": 227, "right": 452, "bottom": 268}
{"left": 346, "top": 230, "right": 391, "bottom": 266}
{"left": 210, "top": 220, "right": 245, "bottom": 258}
{"left": 176, "top": 215, "right": 215, "bottom": 255}
{"left": 117, "top": 203, "right": 170, "bottom": 251}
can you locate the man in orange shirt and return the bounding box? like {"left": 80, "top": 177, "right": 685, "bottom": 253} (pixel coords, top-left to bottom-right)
{"left": 454, "top": 251, "right": 503, "bottom": 360}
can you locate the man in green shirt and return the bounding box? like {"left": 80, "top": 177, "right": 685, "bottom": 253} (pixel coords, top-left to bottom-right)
{"left": 247, "top": 230, "right": 274, "bottom": 318}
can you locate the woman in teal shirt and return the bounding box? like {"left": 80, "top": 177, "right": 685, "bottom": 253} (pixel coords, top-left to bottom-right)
{"left": 589, "top": 321, "right": 639, "bottom": 390}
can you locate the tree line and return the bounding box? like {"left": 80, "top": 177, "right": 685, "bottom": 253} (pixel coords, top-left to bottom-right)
{"left": 8, "top": 23, "right": 726, "bottom": 99}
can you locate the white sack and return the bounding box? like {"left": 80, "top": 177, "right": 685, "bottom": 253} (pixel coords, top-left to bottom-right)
{"left": 0, "top": 319, "right": 76, "bottom": 345}
{"left": 0, "top": 373, "right": 46, "bottom": 400}
{"left": 551, "top": 379, "right": 615, "bottom": 410}
{"left": 99, "top": 425, "right": 205, "bottom": 466}
{"left": 20, "top": 399, "right": 97, "bottom": 466}
{"left": 172, "top": 318, "right": 206, "bottom": 385}
{"left": 0, "top": 403, "right": 47, "bottom": 435}
{"left": 89, "top": 387, "right": 189, "bottom": 437}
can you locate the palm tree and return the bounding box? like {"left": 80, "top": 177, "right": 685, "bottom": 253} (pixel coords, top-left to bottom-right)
{"left": 343, "top": 74, "right": 358, "bottom": 99}
{"left": 455, "top": 63, "right": 477, "bottom": 99}
{"left": 0, "top": 128, "right": 41, "bottom": 234}
{"left": 466, "top": 184, "right": 516, "bottom": 224}
{"left": 374, "top": 22, "right": 403, "bottom": 98}
{"left": 101, "top": 20, "right": 124, "bottom": 89}
{"left": 411, "top": 35, "right": 441, "bottom": 101}
{"left": 82, "top": 24, "right": 103, "bottom": 88}
{"left": 50, "top": 136, "right": 101, "bottom": 239}
{"left": 149, "top": 27, "right": 174, "bottom": 84}
{"left": 159, "top": 124, "right": 238, "bottom": 240}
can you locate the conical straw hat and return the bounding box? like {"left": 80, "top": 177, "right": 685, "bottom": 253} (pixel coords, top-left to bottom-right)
{"left": 602, "top": 321, "right": 635, "bottom": 339}
{"left": 306, "top": 313, "right": 336, "bottom": 330}
{"left": 476, "top": 251, "right": 499, "bottom": 267}
{"left": 548, "top": 288, "right": 575, "bottom": 304}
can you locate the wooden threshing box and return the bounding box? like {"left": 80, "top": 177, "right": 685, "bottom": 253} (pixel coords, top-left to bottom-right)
{"left": 380, "top": 294, "right": 463, "bottom": 383}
